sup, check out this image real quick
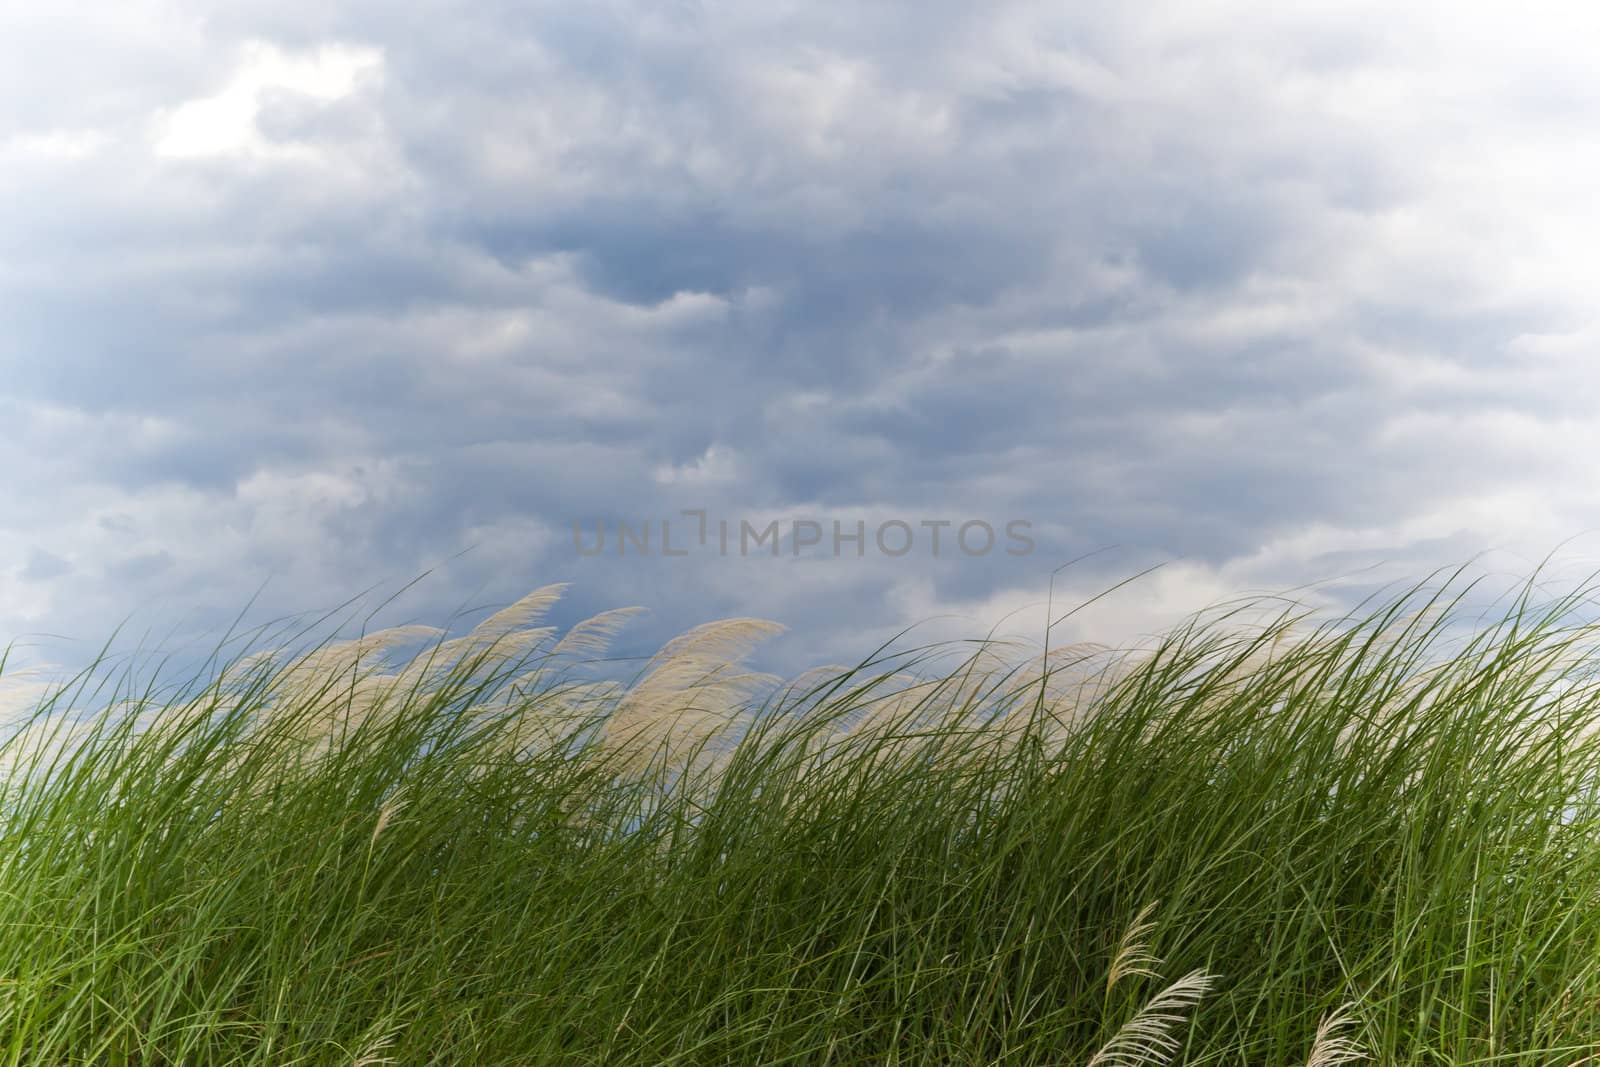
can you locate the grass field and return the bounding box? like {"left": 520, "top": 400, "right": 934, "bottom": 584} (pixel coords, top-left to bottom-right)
{"left": 2, "top": 571, "right": 1600, "bottom": 1063}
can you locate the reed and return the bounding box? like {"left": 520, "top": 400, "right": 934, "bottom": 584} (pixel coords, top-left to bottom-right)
{"left": 0, "top": 569, "right": 1595, "bottom": 1062}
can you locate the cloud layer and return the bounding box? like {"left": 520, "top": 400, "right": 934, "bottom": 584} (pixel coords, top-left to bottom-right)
{"left": 6, "top": 1, "right": 1600, "bottom": 670}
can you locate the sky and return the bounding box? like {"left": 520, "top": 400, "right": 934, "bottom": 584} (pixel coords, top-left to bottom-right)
{"left": 6, "top": 1, "right": 1600, "bottom": 673}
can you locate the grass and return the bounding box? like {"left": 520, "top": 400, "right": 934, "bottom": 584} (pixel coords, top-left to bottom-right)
{"left": 0, "top": 570, "right": 1599, "bottom": 1062}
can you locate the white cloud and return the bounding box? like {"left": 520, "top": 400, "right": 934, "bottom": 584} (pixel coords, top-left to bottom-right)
{"left": 4, "top": 129, "right": 109, "bottom": 160}
{"left": 153, "top": 40, "right": 382, "bottom": 159}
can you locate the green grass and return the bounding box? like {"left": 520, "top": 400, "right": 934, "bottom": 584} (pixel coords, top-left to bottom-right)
{"left": 2, "top": 570, "right": 1600, "bottom": 1063}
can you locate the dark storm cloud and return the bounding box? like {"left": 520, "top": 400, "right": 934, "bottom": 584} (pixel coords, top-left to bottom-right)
{"left": 3, "top": 0, "right": 1599, "bottom": 672}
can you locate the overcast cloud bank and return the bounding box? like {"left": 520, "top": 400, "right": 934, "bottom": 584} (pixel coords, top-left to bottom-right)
{"left": 5, "top": 1, "right": 1600, "bottom": 671}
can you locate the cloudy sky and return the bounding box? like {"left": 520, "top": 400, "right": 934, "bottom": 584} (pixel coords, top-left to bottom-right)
{"left": 5, "top": 1, "right": 1600, "bottom": 671}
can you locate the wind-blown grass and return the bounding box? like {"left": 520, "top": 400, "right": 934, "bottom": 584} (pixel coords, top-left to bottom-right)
{"left": 1, "top": 570, "right": 1599, "bottom": 1062}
